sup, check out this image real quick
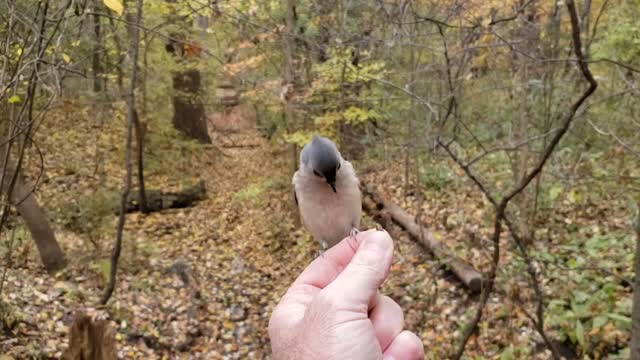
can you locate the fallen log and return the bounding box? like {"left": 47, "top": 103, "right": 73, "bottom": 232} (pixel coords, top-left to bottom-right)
{"left": 116, "top": 180, "right": 206, "bottom": 214}
{"left": 220, "top": 143, "right": 261, "bottom": 148}
{"left": 363, "top": 186, "right": 483, "bottom": 293}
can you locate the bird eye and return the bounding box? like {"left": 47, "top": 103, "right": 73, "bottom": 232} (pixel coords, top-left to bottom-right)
{"left": 336, "top": 162, "right": 341, "bottom": 171}
{"left": 313, "top": 170, "right": 322, "bottom": 177}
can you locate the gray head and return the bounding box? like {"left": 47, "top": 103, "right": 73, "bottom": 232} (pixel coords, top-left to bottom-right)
{"left": 300, "top": 134, "right": 342, "bottom": 192}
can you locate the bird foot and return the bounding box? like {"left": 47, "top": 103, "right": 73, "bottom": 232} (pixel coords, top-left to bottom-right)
{"left": 375, "top": 224, "right": 385, "bottom": 232}
{"left": 315, "top": 242, "right": 328, "bottom": 258}
{"left": 349, "top": 227, "right": 361, "bottom": 245}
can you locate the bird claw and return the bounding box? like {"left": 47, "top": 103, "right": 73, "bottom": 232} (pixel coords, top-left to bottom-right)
{"left": 349, "top": 227, "right": 360, "bottom": 238}
{"left": 375, "top": 224, "right": 385, "bottom": 232}
{"left": 315, "top": 241, "right": 328, "bottom": 258}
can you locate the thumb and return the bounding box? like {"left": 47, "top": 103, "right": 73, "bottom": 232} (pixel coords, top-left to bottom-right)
{"left": 324, "top": 230, "right": 394, "bottom": 307}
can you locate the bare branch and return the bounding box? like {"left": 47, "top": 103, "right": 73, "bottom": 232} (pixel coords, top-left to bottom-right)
{"left": 445, "top": 0, "right": 598, "bottom": 358}
{"left": 100, "top": 0, "right": 143, "bottom": 306}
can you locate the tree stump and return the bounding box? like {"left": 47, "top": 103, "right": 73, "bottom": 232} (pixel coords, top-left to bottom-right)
{"left": 63, "top": 312, "right": 117, "bottom": 360}
{"left": 171, "top": 69, "right": 211, "bottom": 143}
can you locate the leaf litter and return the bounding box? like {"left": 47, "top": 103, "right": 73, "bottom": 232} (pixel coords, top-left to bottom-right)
{"left": 0, "top": 102, "right": 634, "bottom": 359}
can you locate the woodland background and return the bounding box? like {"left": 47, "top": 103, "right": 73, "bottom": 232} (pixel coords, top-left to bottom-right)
{"left": 0, "top": 0, "right": 639, "bottom": 359}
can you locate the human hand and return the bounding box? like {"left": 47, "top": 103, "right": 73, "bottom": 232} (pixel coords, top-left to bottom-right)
{"left": 269, "top": 229, "right": 424, "bottom": 360}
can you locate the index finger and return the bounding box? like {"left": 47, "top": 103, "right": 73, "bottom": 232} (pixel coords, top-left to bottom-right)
{"left": 292, "top": 229, "right": 379, "bottom": 290}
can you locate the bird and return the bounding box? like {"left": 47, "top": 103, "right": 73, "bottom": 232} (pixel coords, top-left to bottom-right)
{"left": 292, "top": 134, "right": 362, "bottom": 250}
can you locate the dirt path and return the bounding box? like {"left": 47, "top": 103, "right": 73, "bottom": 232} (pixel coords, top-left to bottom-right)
{"left": 116, "top": 131, "right": 307, "bottom": 358}
{"left": 1, "top": 125, "right": 464, "bottom": 359}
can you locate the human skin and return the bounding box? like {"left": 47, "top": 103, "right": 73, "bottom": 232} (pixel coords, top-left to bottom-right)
{"left": 269, "top": 229, "right": 424, "bottom": 360}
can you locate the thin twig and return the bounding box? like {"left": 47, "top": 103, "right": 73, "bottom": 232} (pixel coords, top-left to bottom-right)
{"left": 99, "top": 0, "right": 142, "bottom": 306}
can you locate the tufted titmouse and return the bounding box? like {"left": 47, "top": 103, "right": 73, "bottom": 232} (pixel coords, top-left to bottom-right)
{"left": 292, "top": 134, "right": 362, "bottom": 249}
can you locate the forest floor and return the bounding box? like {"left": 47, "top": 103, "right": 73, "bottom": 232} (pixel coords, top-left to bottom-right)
{"left": 0, "top": 100, "right": 633, "bottom": 359}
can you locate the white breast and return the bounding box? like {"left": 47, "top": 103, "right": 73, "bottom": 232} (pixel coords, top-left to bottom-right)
{"left": 293, "top": 161, "right": 361, "bottom": 248}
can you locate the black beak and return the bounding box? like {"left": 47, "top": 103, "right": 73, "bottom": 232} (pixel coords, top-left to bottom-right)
{"left": 328, "top": 181, "right": 337, "bottom": 193}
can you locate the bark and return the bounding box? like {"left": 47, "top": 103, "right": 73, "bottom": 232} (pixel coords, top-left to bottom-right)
{"left": 171, "top": 69, "right": 210, "bottom": 143}
{"left": 8, "top": 170, "right": 67, "bottom": 273}
{"left": 122, "top": 0, "right": 147, "bottom": 212}
{"left": 132, "top": 111, "right": 147, "bottom": 213}
{"left": 162, "top": 2, "right": 209, "bottom": 143}
{"left": 92, "top": 0, "right": 103, "bottom": 92}
{"left": 631, "top": 206, "right": 640, "bottom": 360}
{"left": 141, "top": 32, "right": 148, "bottom": 115}
{"left": 0, "top": 2, "right": 66, "bottom": 274}
{"left": 63, "top": 312, "right": 117, "bottom": 360}
{"left": 107, "top": 16, "right": 124, "bottom": 91}
{"left": 100, "top": 0, "right": 141, "bottom": 305}
{"left": 362, "top": 186, "right": 482, "bottom": 293}
{"left": 581, "top": 0, "right": 592, "bottom": 57}
{"left": 281, "top": 0, "right": 300, "bottom": 226}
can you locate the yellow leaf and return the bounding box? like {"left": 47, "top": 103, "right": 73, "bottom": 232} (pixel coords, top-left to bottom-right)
{"left": 62, "top": 53, "right": 70, "bottom": 63}
{"left": 223, "top": 320, "right": 235, "bottom": 329}
{"left": 567, "top": 189, "right": 581, "bottom": 204}
{"left": 103, "top": 0, "right": 123, "bottom": 15}
{"left": 7, "top": 95, "right": 20, "bottom": 104}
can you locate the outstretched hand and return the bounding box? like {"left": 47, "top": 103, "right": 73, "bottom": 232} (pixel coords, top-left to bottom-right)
{"left": 269, "top": 229, "right": 424, "bottom": 360}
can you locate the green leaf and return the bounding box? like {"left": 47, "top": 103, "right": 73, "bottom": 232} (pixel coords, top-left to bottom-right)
{"left": 572, "top": 290, "right": 589, "bottom": 303}
{"left": 103, "top": 0, "right": 123, "bottom": 15}
{"left": 592, "top": 315, "right": 608, "bottom": 328}
{"left": 606, "top": 313, "right": 631, "bottom": 325}
{"left": 548, "top": 184, "right": 563, "bottom": 202}
{"left": 499, "top": 346, "right": 515, "bottom": 360}
{"left": 575, "top": 320, "right": 585, "bottom": 347}
{"left": 7, "top": 95, "right": 20, "bottom": 104}
{"left": 99, "top": 259, "right": 111, "bottom": 284}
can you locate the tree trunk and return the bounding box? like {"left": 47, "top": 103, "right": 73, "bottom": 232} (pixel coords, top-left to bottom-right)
{"left": 171, "top": 69, "right": 210, "bottom": 143}
{"left": 581, "top": 0, "right": 592, "bottom": 58}
{"left": 4, "top": 167, "right": 67, "bottom": 273}
{"left": 107, "top": 16, "right": 124, "bottom": 92}
{"left": 281, "top": 0, "right": 300, "bottom": 226}
{"left": 631, "top": 206, "right": 640, "bottom": 360}
{"left": 91, "top": 0, "right": 103, "bottom": 92}
{"left": 133, "top": 111, "right": 147, "bottom": 213}
{"left": 141, "top": 32, "right": 148, "bottom": 116}
{"left": 100, "top": 0, "right": 141, "bottom": 305}
{"left": 126, "top": 1, "right": 147, "bottom": 213}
